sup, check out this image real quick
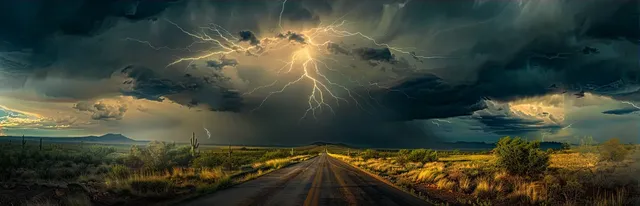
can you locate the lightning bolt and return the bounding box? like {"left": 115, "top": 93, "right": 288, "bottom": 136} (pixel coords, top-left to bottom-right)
{"left": 433, "top": 119, "right": 452, "bottom": 124}
{"left": 129, "top": 3, "right": 445, "bottom": 121}
{"left": 621, "top": 101, "right": 640, "bottom": 110}
{"left": 203, "top": 126, "right": 211, "bottom": 139}
{"left": 278, "top": 0, "right": 288, "bottom": 31}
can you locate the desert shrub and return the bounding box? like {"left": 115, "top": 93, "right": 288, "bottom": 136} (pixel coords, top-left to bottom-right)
{"left": 261, "top": 150, "right": 290, "bottom": 161}
{"left": 123, "top": 141, "right": 194, "bottom": 171}
{"left": 494, "top": 136, "right": 549, "bottom": 176}
{"left": 129, "top": 179, "right": 174, "bottom": 196}
{"left": 224, "top": 155, "right": 256, "bottom": 170}
{"left": 398, "top": 149, "right": 410, "bottom": 156}
{"left": 395, "top": 149, "right": 410, "bottom": 164}
{"left": 599, "top": 138, "right": 629, "bottom": 162}
{"left": 407, "top": 149, "right": 438, "bottom": 163}
{"left": 192, "top": 153, "right": 226, "bottom": 168}
{"left": 0, "top": 152, "right": 18, "bottom": 179}
{"left": 168, "top": 146, "right": 193, "bottom": 167}
{"left": 53, "top": 167, "right": 80, "bottom": 180}
{"left": 361, "top": 149, "right": 380, "bottom": 160}
{"left": 544, "top": 174, "right": 585, "bottom": 204}
{"left": 96, "top": 164, "right": 111, "bottom": 174}
{"left": 110, "top": 164, "right": 131, "bottom": 178}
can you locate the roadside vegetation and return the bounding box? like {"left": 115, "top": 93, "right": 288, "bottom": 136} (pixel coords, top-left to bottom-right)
{"left": 330, "top": 137, "right": 640, "bottom": 205}
{"left": 0, "top": 135, "right": 320, "bottom": 205}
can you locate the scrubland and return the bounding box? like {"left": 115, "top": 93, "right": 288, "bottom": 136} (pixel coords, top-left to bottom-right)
{"left": 330, "top": 137, "right": 640, "bottom": 206}
{"left": 0, "top": 138, "right": 319, "bottom": 205}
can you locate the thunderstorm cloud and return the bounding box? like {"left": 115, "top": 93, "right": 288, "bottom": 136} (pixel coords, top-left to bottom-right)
{"left": 0, "top": 0, "right": 638, "bottom": 146}
{"left": 73, "top": 100, "right": 128, "bottom": 121}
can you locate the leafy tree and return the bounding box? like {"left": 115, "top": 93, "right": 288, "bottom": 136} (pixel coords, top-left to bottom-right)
{"left": 599, "top": 138, "right": 629, "bottom": 162}
{"left": 494, "top": 136, "right": 549, "bottom": 176}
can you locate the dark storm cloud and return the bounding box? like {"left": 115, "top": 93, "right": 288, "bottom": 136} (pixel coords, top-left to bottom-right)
{"left": 373, "top": 74, "right": 486, "bottom": 121}
{"left": 206, "top": 57, "right": 239, "bottom": 71}
{"left": 1, "top": 0, "right": 639, "bottom": 146}
{"left": 352, "top": 47, "right": 395, "bottom": 62}
{"left": 238, "top": 31, "right": 260, "bottom": 46}
{"left": 73, "top": 101, "right": 128, "bottom": 121}
{"left": 119, "top": 65, "right": 243, "bottom": 112}
{"left": 277, "top": 31, "right": 307, "bottom": 44}
{"left": 120, "top": 66, "right": 200, "bottom": 101}
{"left": 372, "top": 0, "right": 640, "bottom": 123}
{"left": 326, "top": 43, "right": 350, "bottom": 55}
{"left": 0, "top": 0, "right": 176, "bottom": 48}
{"left": 602, "top": 108, "right": 640, "bottom": 115}
{"left": 472, "top": 114, "right": 562, "bottom": 136}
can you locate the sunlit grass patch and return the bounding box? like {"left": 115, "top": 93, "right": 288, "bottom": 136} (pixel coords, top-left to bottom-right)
{"left": 439, "top": 154, "right": 493, "bottom": 162}
{"left": 550, "top": 153, "right": 599, "bottom": 169}
{"left": 333, "top": 144, "right": 640, "bottom": 206}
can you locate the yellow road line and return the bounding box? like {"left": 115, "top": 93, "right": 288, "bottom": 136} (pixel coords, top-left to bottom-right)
{"left": 304, "top": 156, "right": 324, "bottom": 206}
{"left": 328, "top": 158, "right": 358, "bottom": 205}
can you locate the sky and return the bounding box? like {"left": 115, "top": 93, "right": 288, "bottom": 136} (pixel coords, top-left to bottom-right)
{"left": 0, "top": 0, "right": 638, "bottom": 147}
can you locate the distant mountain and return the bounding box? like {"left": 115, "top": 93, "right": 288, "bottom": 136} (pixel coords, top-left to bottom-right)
{"left": 306, "top": 141, "right": 563, "bottom": 151}
{"left": 309, "top": 141, "right": 353, "bottom": 148}
{"left": 0, "top": 133, "right": 138, "bottom": 143}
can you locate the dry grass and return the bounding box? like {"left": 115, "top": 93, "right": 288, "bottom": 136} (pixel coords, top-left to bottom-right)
{"left": 439, "top": 154, "right": 494, "bottom": 162}
{"left": 436, "top": 178, "right": 456, "bottom": 191}
{"left": 550, "top": 152, "right": 599, "bottom": 169}
{"left": 331, "top": 147, "right": 640, "bottom": 205}
{"left": 474, "top": 177, "right": 495, "bottom": 198}
{"left": 252, "top": 155, "right": 312, "bottom": 169}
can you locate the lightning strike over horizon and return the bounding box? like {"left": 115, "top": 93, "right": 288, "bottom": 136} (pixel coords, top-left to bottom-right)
{"left": 128, "top": 2, "right": 445, "bottom": 121}
{"left": 203, "top": 127, "right": 211, "bottom": 139}
{"left": 621, "top": 101, "right": 640, "bottom": 110}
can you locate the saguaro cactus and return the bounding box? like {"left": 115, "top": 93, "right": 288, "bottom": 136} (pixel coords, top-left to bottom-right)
{"left": 39, "top": 138, "right": 43, "bottom": 151}
{"left": 190, "top": 132, "right": 200, "bottom": 157}
{"left": 290, "top": 148, "right": 294, "bottom": 156}
{"left": 21, "top": 135, "right": 26, "bottom": 150}
{"left": 228, "top": 145, "right": 232, "bottom": 158}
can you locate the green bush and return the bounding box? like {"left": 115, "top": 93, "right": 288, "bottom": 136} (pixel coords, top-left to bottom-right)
{"left": 599, "top": 138, "right": 629, "bottom": 162}
{"left": 397, "top": 149, "right": 410, "bottom": 156}
{"left": 494, "top": 136, "right": 549, "bottom": 176}
{"left": 192, "top": 153, "right": 226, "bottom": 168}
{"left": 122, "top": 141, "right": 194, "bottom": 171}
{"left": 407, "top": 149, "right": 438, "bottom": 163}
{"left": 260, "top": 150, "right": 290, "bottom": 161}
{"left": 361, "top": 149, "right": 379, "bottom": 160}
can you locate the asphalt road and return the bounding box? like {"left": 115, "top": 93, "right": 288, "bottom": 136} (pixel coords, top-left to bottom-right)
{"left": 181, "top": 153, "right": 431, "bottom": 206}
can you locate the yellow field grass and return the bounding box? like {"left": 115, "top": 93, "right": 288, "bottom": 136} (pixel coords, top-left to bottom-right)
{"left": 330, "top": 148, "right": 640, "bottom": 205}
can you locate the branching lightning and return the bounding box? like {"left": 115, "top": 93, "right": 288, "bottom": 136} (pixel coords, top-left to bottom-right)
{"left": 621, "top": 101, "right": 640, "bottom": 113}
{"left": 129, "top": 2, "right": 444, "bottom": 121}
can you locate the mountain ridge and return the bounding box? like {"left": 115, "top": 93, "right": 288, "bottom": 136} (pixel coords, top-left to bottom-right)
{"left": 0, "top": 133, "right": 138, "bottom": 143}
